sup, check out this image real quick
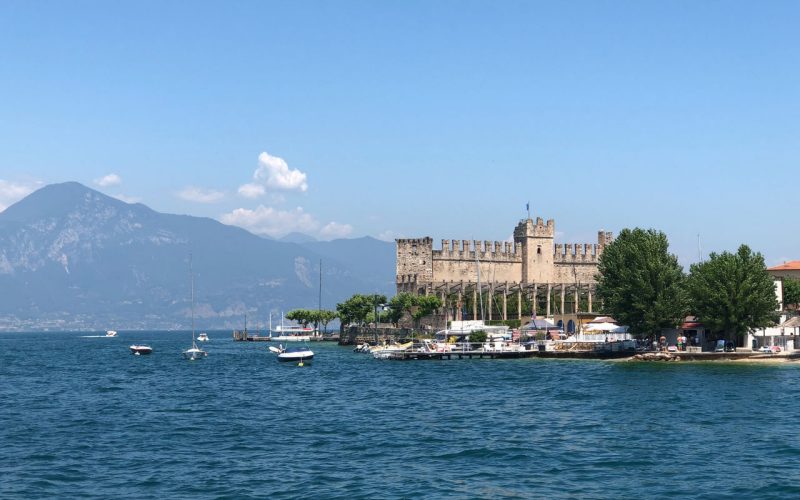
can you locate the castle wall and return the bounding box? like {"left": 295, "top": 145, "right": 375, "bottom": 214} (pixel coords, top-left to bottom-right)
{"left": 431, "top": 239, "right": 522, "bottom": 284}
{"left": 396, "top": 219, "right": 613, "bottom": 295}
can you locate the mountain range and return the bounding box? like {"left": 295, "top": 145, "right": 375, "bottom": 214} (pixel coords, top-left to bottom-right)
{"left": 0, "top": 182, "right": 395, "bottom": 331}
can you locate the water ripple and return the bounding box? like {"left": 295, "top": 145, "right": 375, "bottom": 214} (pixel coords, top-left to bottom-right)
{"left": 3, "top": 332, "right": 800, "bottom": 498}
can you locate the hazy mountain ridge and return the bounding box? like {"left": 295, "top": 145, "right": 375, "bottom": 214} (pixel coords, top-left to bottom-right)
{"left": 0, "top": 182, "right": 395, "bottom": 330}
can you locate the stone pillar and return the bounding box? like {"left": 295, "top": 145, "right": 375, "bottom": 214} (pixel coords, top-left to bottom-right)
{"left": 574, "top": 286, "right": 579, "bottom": 314}
{"left": 472, "top": 288, "right": 477, "bottom": 320}
{"left": 588, "top": 290, "right": 593, "bottom": 313}
{"left": 458, "top": 288, "right": 463, "bottom": 321}
{"left": 517, "top": 288, "right": 522, "bottom": 320}
{"left": 546, "top": 283, "right": 551, "bottom": 317}
{"left": 560, "top": 285, "right": 565, "bottom": 316}
{"left": 502, "top": 285, "right": 508, "bottom": 321}
{"left": 441, "top": 290, "right": 446, "bottom": 323}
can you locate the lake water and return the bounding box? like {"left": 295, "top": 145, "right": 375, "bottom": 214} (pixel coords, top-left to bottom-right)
{"left": 2, "top": 331, "right": 800, "bottom": 499}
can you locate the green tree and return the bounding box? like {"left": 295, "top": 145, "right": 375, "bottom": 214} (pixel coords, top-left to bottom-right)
{"left": 388, "top": 292, "right": 417, "bottom": 327}
{"left": 411, "top": 294, "right": 443, "bottom": 328}
{"left": 366, "top": 293, "right": 387, "bottom": 324}
{"left": 317, "top": 310, "right": 338, "bottom": 333}
{"left": 783, "top": 279, "right": 800, "bottom": 311}
{"left": 687, "top": 245, "right": 778, "bottom": 343}
{"left": 336, "top": 294, "right": 373, "bottom": 327}
{"left": 286, "top": 309, "right": 313, "bottom": 327}
{"left": 596, "top": 228, "right": 687, "bottom": 337}
{"left": 469, "top": 330, "right": 487, "bottom": 343}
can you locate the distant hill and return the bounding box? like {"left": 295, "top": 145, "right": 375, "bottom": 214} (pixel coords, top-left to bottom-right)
{"left": 0, "top": 182, "right": 395, "bottom": 330}
{"left": 279, "top": 232, "right": 317, "bottom": 244}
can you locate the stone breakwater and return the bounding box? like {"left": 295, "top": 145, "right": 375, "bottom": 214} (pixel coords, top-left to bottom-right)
{"left": 633, "top": 352, "right": 682, "bottom": 362}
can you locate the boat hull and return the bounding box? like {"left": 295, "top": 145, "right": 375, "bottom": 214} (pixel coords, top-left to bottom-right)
{"left": 183, "top": 348, "right": 208, "bottom": 360}
{"left": 129, "top": 345, "right": 152, "bottom": 355}
{"left": 277, "top": 351, "right": 314, "bottom": 362}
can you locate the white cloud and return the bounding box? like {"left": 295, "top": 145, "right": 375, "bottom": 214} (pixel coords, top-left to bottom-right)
{"left": 237, "top": 151, "right": 308, "bottom": 197}
{"left": 220, "top": 205, "right": 319, "bottom": 237}
{"left": 238, "top": 183, "right": 265, "bottom": 199}
{"left": 177, "top": 186, "right": 225, "bottom": 204}
{"left": 320, "top": 222, "right": 354, "bottom": 239}
{"left": 0, "top": 180, "right": 42, "bottom": 212}
{"left": 93, "top": 173, "right": 122, "bottom": 187}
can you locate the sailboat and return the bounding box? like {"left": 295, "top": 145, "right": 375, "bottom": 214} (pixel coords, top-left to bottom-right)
{"left": 183, "top": 256, "right": 207, "bottom": 361}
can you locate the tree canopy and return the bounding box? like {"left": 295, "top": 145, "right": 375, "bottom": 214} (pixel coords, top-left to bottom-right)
{"left": 285, "top": 309, "right": 315, "bottom": 327}
{"left": 411, "top": 294, "right": 443, "bottom": 327}
{"left": 783, "top": 279, "right": 800, "bottom": 311}
{"left": 388, "top": 292, "right": 416, "bottom": 326}
{"left": 385, "top": 292, "right": 442, "bottom": 328}
{"left": 686, "top": 245, "right": 778, "bottom": 341}
{"left": 596, "top": 228, "right": 687, "bottom": 336}
{"left": 336, "top": 294, "right": 387, "bottom": 326}
{"left": 285, "top": 308, "right": 338, "bottom": 331}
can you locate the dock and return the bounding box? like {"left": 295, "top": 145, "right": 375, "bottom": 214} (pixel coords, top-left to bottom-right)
{"left": 232, "top": 330, "right": 338, "bottom": 342}
{"left": 379, "top": 348, "right": 636, "bottom": 361}
{"left": 232, "top": 330, "right": 272, "bottom": 341}
{"left": 372, "top": 348, "right": 798, "bottom": 362}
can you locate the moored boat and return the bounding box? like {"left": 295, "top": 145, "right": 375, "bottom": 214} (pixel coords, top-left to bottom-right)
{"left": 130, "top": 344, "right": 153, "bottom": 355}
{"left": 370, "top": 341, "right": 413, "bottom": 359}
{"left": 269, "top": 344, "right": 314, "bottom": 364}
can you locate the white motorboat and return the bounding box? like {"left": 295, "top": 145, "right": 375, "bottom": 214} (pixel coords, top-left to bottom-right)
{"left": 106, "top": 330, "right": 118, "bottom": 337}
{"left": 370, "top": 341, "right": 413, "bottom": 359}
{"left": 269, "top": 344, "right": 314, "bottom": 364}
{"left": 130, "top": 344, "right": 153, "bottom": 355}
{"left": 196, "top": 332, "right": 209, "bottom": 342}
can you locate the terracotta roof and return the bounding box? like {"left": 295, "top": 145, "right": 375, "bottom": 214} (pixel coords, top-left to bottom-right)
{"left": 768, "top": 260, "right": 800, "bottom": 271}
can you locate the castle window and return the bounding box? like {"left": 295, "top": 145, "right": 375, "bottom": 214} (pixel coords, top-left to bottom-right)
{"left": 537, "top": 246, "right": 542, "bottom": 255}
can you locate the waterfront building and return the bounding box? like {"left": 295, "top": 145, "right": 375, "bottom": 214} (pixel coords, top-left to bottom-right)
{"left": 767, "top": 260, "right": 800, "bottom": 281}
{"left": 395, "top": 216, "right": 613, "bottom": 326}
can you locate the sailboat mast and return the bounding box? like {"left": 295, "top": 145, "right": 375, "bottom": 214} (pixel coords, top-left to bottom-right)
{"left": 190, "top": 254, "right": 196, "bottom": 348}
{"left": 476, "top": 248, "right": 484, "bottom": 322}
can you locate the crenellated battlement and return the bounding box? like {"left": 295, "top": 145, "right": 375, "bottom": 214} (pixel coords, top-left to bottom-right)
{"left": 554, "top": 243, "right": 602, "bottom": 264}
{"left": 432, "top": 238, "right": 522, "bottom": 263}
{"left": 396, "top": 237, "right": 434, "bottom": 247}
{"left": 513, "top": 217, "right": 555, "bottom": 241}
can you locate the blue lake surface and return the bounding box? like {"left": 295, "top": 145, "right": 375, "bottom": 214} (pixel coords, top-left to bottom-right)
{"left": 2, "top": 331, "right": 800, "bottom": 499}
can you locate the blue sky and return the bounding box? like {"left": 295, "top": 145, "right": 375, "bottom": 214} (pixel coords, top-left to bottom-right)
{"left": 1, "top": 1, "right": 798, "bottom": 267}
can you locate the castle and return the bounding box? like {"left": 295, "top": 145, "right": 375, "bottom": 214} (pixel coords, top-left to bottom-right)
{"left": 396, "top": 217, "right": 613, "bottom": 322}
